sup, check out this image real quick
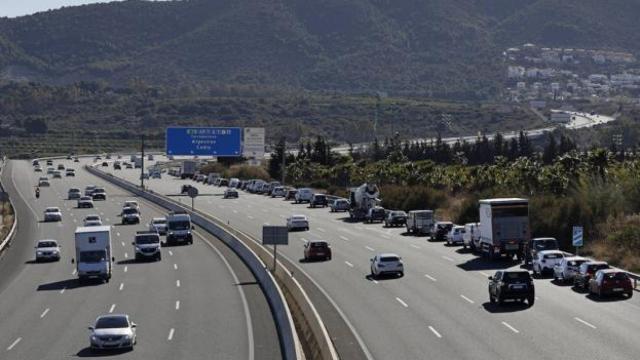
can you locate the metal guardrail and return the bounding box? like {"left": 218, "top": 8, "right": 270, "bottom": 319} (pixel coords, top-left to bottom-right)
{"left": 0, "top": 159, "right": 18, "bottom": 254}
{"left": 85, "top": 164, "right": 310, "bottom": 360}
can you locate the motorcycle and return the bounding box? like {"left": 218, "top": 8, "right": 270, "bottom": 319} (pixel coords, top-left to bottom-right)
{"left": 35, "top": 188, "right": 40, "bottom": 199}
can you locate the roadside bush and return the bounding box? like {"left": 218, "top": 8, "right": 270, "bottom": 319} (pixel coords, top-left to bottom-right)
{"left": 380, "top": 185, "right": 447, "bottom": 212}
{"left": 227, "top": 165, "right": 270, "bottom": 181}
{"left": 590, "top": 215, "right": 640, "bottom": 272}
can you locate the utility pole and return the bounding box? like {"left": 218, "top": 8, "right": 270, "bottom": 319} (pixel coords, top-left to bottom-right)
{"left": 140, "top": 134, "right": 145, "bottom": 189}
{"left": 281, "top": 140, "right": 286, "bottom": 185}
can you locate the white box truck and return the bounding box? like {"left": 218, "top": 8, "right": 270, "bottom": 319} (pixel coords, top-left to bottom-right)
{"left": 406, "top": 210, "right": 434, "bottom": 235}
{"left": 72, "top": 226, "right": 113, "bottom": 282}
{"left": 479, "top": 198, "right": 529, "bottom": 260}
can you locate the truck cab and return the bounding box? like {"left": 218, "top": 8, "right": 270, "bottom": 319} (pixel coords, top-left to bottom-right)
{"left": 73, "top": 226, "right": 113, "bottom": 282}
{"left": 166, "top": 211, "right": 193, "bottom": 245}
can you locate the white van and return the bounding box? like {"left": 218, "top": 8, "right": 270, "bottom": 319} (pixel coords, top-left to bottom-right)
{"left": 463, "top": 222, "right": 481, "bottom": 251}
{"left": 73, "top": 226, "right": 113, "bottom": 282}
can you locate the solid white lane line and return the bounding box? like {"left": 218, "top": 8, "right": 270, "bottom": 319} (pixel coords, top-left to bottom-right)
{"left": 119, "top": 283, "right": 124, "bottom": 291}
{"left": 345, "top": 261, "right": 354, "bottom": 268}
{"left": 40, "top": 308, "right": 50, "bottom": 318}
{"left": 317, "top": 227, "right": 326, "bottom": 232}
{"left": 396, "top": 297, "right": 409, "bottom": 308}
{"left": 176, "top": 280, "right": 181, "bottom": 287}
{"left": 428, "top": 326, "right": 442, "bottom": 338}
{"left": 109, "top": 304, "right": 116, "bottom": 313}
{"left": 574, "top": 317, "right": 597, "bottom": 329}
{"left": 167, "top": 328, "right": 175, "bottom": 341}
{"left": 479, "top": 271, "right": 490, "bottom": 277}
{"left": 502, "top": 321, "right": 519, "bottom": 333}
{"left": 173, "top": 263, "right": 178, "bottom": 270}
{"left": 424, "top": 274, "right": 437, "bottom": 282}
{"left": 124, "top": 266, "right": 128, "bottom": 273}
{"left": 339, "top": 235, "right": 349, "bottom": 241}
{"left": 365, "top": 246, "right": 375, "bottom": 252}
{"left": 410, "top": 244, "right": 421, "bottom": 249}
{"left": 6, "top": 337, "right": 21, "bottom": 351}
{"left": 175, "top": 301, "right": 180, "bottom": 310}
{"left": 441, "top": 255, "right": 454, "bottom": 262}
{"left": 460, "top": 295, "right": 475, "bottom": 304}
{"left": 169, "top": 251, "right": 173, "bottom": 256}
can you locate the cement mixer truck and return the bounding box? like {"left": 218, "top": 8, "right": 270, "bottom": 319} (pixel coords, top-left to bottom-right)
{"left": 349, "top": 183, "right": 381, "bottom": 221}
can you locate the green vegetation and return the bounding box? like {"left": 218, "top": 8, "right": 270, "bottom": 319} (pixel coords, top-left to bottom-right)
{"left": 0, "top": 82, "right": 543, "bottom": 158}
{"left": 278, "top": 135, "right": 640, "bottom": 272}
{"left": 2, "top": 1, "right": 639, "bottom": 97}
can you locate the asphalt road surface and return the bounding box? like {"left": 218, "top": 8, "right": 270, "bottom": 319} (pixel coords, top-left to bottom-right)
{"left": 109, "top": 155, "right": 639, "bottom": 360}
{"left": 0, "top": 159, "right": 281, "bottom": 360}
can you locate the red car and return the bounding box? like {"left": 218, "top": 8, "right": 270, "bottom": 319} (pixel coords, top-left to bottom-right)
{"left": 303, "top": 240, "right": 332, "bottom": 261}
{"left": 589, "top": 269, "right": 633, "bottom": 299}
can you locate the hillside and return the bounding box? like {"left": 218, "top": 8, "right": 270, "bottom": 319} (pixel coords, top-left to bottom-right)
{"left": 0, "top": 0, "right": 639, "bottom": 98}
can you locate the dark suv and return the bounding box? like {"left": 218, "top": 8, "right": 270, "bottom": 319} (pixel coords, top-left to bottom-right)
{"left": 365, "top": 207, "right": 386, "bottom": 223}
{"left": 488, "top": 270, "right": 535, "bottom": 306}
{"left": 573, "top": 261, "right": 610, "bottom": 291}
{"left": 303, "top": 240, "right": 332, "bottom": 261}
{"left": 310, "top": 194, "right": 328, "bottom": 208}
{"left": 525, "top": 237, "right": 559, "bottom": 265}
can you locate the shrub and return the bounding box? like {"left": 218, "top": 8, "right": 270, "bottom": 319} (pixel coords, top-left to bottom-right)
{"left": 380, "top": 185, "right": 447, "bottom": 212}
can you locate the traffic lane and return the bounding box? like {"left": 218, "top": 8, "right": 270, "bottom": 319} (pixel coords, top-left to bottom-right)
{"left": 173, "top": 181, "right": 640, "bottom": 358}
{"left": 79, "top": 159, "right": 281, "bottom": 360}
{"left": 69, "top": 159, "right": 257, "bottom": 359}
{"left": 2, "top": 161, "right": 251, "bottom": 360}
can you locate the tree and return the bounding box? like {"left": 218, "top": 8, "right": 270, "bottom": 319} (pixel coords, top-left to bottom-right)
{"left": 543, "top": 134, "right": 557, "bottom": 164}
{"left": 269, "top": 137, "right": 286, "bottom": 180}
{"left": 24, "top": 118, "right": 48, "bottom": 134}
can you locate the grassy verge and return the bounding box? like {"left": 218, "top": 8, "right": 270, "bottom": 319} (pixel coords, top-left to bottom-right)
{"left": 0, "top": 201, "right": 15, "bottom": 244}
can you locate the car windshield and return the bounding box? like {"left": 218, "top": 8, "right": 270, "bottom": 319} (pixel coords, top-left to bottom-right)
{"left": 535, "top": 240, "right": 558, "bottom": 250}
{"left": 568, "top": 260, "right": 586, "bottom": 266}
{"left": 122, "top": 208, "right": 138, "bottom": 215}
{"left": 79, "top": 250, "right": 106, "bottom": 263}
{"left": 153, "top": 219, "right": 166, "bottom": 225}
{"left": 69, "top": 189, "right": 80, "bottom": 193}
{"left": 503, "top": 272, "right": 531, "bottom": 281}
{"left": 169, "top": 220, "right": 190, "bottom": 230}
{"left": 86, "top": 216, "right": 99, "bottom": 221}
{"left": 136, "top": 235, "right": 159, "bottom": 244}
{"left": 311, "top": 242, "right": 327, "bottom": 248}
{"left": 372, "top": 209, "right": 385, "bottom": 215}
{"left": 95, "top": 316, "right": 128, "bottom": 329}
{"left": 588, "top": 264, "right": 609, "bottom": 272}
{"left": 80, "top": 197, "right": 91, "bottom": 201}
{"left": 604, "top": 272, "right": 629, "bottom": 281}
{"left": 544, "top": 253, "right": 562, "bottom": 259}
{"left": 45, "top": 208, "right": 59, "bottom": 213}
{"left": 38, "top": 241, "right": 57, "bottom": 248}
{"left": 380, "top": 256, "right": 400, "bottom": 262}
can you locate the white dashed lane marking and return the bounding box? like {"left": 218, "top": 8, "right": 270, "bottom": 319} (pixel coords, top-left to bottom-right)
{"left": 424, "top": 274, "right": 437, "bottom": 282}
{"left": 109, "top": 304, "right": 116, "bottom": 313}
{"left": 396, "top": 297, "right": 409, "bottom": 308}
{"left": 428, "top": 326, "right": 442, "bottom": 338}
{"left": 574, "top": 317, "right": 597, "bottom": 329}
{"left": 40, "top": 308, "right": 50, "bottom": 318}
{"left": 502, "top": 321, "right": 519, "bottom": 333}
{"left": 345, "top": 261, "right": 354, "bottom": 268}
{"left": 168, "top": 328, "right": 175, "bottom": 341}
{"left": 6, "top": 337, "right": 21, "bottom": 351}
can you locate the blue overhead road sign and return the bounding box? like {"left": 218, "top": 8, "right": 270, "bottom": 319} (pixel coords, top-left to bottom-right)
{"left": 166, "top": 127, "right": 242, "bottom": 156}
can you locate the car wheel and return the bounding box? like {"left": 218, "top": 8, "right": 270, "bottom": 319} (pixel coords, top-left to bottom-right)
{"left": 527, "top": 296, "right": 535, "bottom": 306}
{"left": 627, "top": 292, "right": 633, "bottom": 299}
{"left": 489, "top": 293, "right": 495, "bottom": 304}
{"left": 399, "top": 271, "right": 404, "bottom": 277}
{"left": 497, "top": 295, "right": 504, "bottom": 305}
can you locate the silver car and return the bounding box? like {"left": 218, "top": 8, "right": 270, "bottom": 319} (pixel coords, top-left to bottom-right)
{"left": 35, "top": 239, "right": 61, "bottom": 261}
{"left": 68, "top": 188, "right": 82, "bottom": 199}
{"left": 44, "top": 207, "right": 62, "bottom": 222}
{"left": 553, "top": 256, "right": 589, "bottom": 283}
{"left": 89, "top": 314, "right": 137, "bottom": 351}
{"left": 149, "top": 217, "right": 167, "bottom": 235}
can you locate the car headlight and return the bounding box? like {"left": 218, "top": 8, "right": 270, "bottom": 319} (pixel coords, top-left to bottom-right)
{"left": 91, "top": 335, "right": 97, "bottom": 341}
{"left": 37, "top": 251, "right": 43, "bottom": 255}
{"left": 135, "top": 246, "right": 141, "bottom": 251}
{"left": 123, "top": 334, "right": 132, "bottom": 340}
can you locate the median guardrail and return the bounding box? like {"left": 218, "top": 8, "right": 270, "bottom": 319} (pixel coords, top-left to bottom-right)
{"left": 85, "top": 165, "right": 311, "bottom": 360}
{"left": 0, "top": 158, "right": 18, "bottom": 254}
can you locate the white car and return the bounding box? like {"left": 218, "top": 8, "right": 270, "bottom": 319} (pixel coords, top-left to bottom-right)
{"left": 35, "top": 239, "right": 61, "bottom": 262}
{"left": 446, "top": 225, "right": 465, "bottom": 246}
{"left": 532, "top": 250, "right": 565, "bottom": 277}
{"left": 149, "top": 217, "right": 168, "bottom": 235}
{"left": 553, "top": 256, "right": 589, "bottom": 283}
{"left": 121, "top": 207, "right": 141, "bottom": 225}
{"left": 77, "top": 196, "right": 94, "bottom": 208}
{"left": 133, "top": 231, "right": 162, "bottom": 261}
{"left": 370, "top": 253, "right": 404, "bottom": 278}
{"left": 271, "top": 186, "right": 286, "bottom": 198}
{"left": 294, "top": 188, "right": 314, "bottom": 203}
{"left": 68, "top": 188, "right": 82, "bottom": 199}
{"left": 44, "top": 207, "right": 62, "bottom": 222}
{"left": 89, "top": 314, "right": 137, "bottom": 351}
{"left": 123, "top": 200, "right": 139, "bottom": 211}
{"left": 83, "top": 214, "right": 103, "bottom": 227}
{"left": 286, "top": 214, "right": 309, "bottom": 231}
{"left": 223, "top": 188, "right": 239, "bottom": 199}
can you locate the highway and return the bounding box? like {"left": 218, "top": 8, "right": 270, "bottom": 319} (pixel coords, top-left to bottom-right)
{"left": 109, "top": 155, "right": 639, "bottom": 360}
{"left": 0, "top": 158, "right": 281, "bottom": 359}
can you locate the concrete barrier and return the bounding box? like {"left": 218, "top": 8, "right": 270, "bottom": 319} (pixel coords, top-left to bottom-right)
{"left": 85, "top": 165, "right": 308, "bottom": 360}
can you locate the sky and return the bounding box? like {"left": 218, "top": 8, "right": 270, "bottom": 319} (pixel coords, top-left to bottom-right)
{"left": 0, "top": 1, "right": 126, "bottom": 18}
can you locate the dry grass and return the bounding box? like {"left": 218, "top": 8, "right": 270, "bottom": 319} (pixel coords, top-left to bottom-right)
{"left": 0, "top": 202, "right": 15, "bottom": 242}
{"left": 588, "top": 214, "right": 640, "bottom": 273}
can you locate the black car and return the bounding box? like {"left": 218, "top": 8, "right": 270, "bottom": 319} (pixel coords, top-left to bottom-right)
{"left": 114, "top": 163, "right": 122, "bottom": 170}
{"left": 488, "top": 270, "right": 535, "bottom": 306}
{"left": 91, "top": 189, "right": 107, "bottom": 201}
{"left": 102, "top": 162, "right": 108, "bottom": 167}
{"left": 310, "top": 194, "right": 328, "bottom": 208}
{"left": 181, "top": 184, "right": 195, "bottom": 194}
{"left": 285, "top": 189, "right": 298, "bottom": 201}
